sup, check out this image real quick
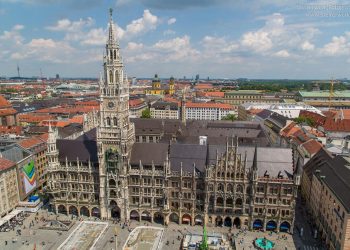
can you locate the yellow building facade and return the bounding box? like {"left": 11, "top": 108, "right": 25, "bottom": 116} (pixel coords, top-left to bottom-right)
{"left": 145, "top": 74, "right": 175, "bottom": 95}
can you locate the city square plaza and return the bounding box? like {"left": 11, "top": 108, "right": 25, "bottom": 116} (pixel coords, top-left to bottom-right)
{"left": 0, "top": 208, "right": 320, "bottom": 250}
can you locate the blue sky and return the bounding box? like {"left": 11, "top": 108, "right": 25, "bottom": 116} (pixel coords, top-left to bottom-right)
{"left": 1, "top": 0, "right": 350, "bottom": 79}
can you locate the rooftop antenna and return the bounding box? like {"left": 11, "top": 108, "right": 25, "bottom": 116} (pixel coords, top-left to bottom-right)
{"left": 17, "top": 63, "right": 20, "bottom": 78}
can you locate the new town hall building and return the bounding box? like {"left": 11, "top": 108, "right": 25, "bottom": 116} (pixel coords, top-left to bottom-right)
{"left": 46, "top": 10, "right": 299, "bottom": 233}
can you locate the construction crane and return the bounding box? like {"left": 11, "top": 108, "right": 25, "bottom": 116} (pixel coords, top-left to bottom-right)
{"left": 328, "top": 78, "right": 340, "bottom": 110}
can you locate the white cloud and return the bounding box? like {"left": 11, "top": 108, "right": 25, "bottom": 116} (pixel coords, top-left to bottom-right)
{"left": 80, "top": 28, "right": 105, "bottom": 45}
{"left": 301, "top": 41, "right": 315, "bottom": 51}
{"left": 153, "top": 35, "right": 199, "bottom": 60}
{"left": 46, "top": 17, "right": 94, "bottom": 32}
{"left": 124, "top": 9, "right": 159, "bottom": 37}
{"left": 273, "top": 50, "right": 290, "bottom": 58}
{"left": 320, "top": 34, "right": 350, "bottom": 56}
{"left": 167, "top": 17, "right": 176, "bottom": 25}
{"left": 241, "top": 31, "right": 273, "bottom": 53}
{"left": 126, "top": 42, "right": 144, "bottom": 51}
{"left": 0, "top": 25, "right": 24, "bottom": 45}
{"left": 163, "top": 29, "right": 175, "bottom": 35}
{"left": 11, "top": 38, "right": 74, "bottom": 63}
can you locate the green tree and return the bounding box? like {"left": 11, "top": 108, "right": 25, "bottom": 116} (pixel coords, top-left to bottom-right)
{"left": 222, "top": 114, "right": 237, "bottom": 121}
{"left": 141, "top": 108, "right": 151, "bottom": 118}
{"left": 294, "top": 116, "right": 315, "bottom": 127}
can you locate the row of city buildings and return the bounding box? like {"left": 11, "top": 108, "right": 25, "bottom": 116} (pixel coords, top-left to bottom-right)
{"left": 0, "top": 9, "right": 350, "bottom": 250}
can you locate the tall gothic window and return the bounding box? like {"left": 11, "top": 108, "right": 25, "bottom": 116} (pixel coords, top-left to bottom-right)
{"left": 114, "top": 50, "right": 117, "bottom": 60}
{"left": 110, "top": 50, "right": 113, "bottom": 60}
{"left": 109, "top": 70, "right": 114, "bottom": 84}
{"left": 115, "top": 71, "right": 119, "bottom": 83}
{"left": 106, "top": 117, "right": 111, "bottom": 126}
{"left": 113, "top": 117, "right": 117, "bottom": 126}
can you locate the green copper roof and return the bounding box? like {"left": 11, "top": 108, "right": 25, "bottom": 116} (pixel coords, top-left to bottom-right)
{"left": 299, "top": 91, "right": 350, "bottom": 98}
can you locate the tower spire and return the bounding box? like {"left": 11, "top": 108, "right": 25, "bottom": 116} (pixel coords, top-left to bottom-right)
{"left": 252, "top": 144, "right": 258, "bottom": 171}
{"left": 108, "top": 8, "right": 116, "bottom": 44}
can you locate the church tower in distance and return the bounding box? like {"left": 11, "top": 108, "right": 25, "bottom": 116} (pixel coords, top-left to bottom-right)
{"left": 97, "top": 8, "right": 135, "bottom": 220}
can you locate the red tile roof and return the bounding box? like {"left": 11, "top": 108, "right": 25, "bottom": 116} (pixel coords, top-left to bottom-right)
{"left": 18, "top": 113, "right": 55, "bottom": 123}
{"left": 280, "top": 122, "right": 298, "bottom": 137}
{"left": 203, "top": 91, "right": 225, "bottom": 98}
{"left": 323, "top": 119, "right": 350, "bottom": 132}
{"left": 129, "top": 99, "right": 145, "bottom": 107}
{"left": 339, "top": 109, "right": 350, "bottom": 120}
{"left": 0, "top": 108, "right": 17, "bottom": 116}
{"left": 0, "top": 95, "right": 12, "bottom": 108}
{"left": 301, "top": 139, "right": 322, "bottom": 156}
{"left": 248, "top": 108, "right": 264, "bottom": 115}
{"left": 19, "top": 137, "right": 43, "bottom": 149}
{"left": 75, "top": 100, "right": 99, "bottom": 107}
{"left": 299, "top": 110, "right": 326, "bottom": 126}
{"left": 40, "top": 120, "right": 70, "bottom": 127}
{"left": 0, "top": 157, "right": 15, "bottom": 171}
{"left": 38, "top": 133, "right": 49, "bottom": 142}
{"left": 0, "top": 126, "right": 22, "bottom": 135}
{"left": 194, "top": 83, "right": 213, "bottom": 90}
{"left": 69, "top": 115, "right": 84, "bottom": 124}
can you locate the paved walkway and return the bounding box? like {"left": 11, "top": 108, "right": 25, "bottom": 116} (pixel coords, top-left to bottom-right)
{"left": 0, "top": 207, "right": 317, "bottom": 250}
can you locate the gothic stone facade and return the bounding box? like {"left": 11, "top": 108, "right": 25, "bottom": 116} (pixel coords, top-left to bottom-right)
{"left": 46, "top": 10, "right": 298, "bottom": 233}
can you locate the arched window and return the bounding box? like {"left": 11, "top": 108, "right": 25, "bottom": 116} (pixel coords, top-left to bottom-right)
{"left": 110, "top": 50, "right": 113, "bottom": 60}
{"left": 227, "top": 184, "right": 233, "bottom": 192}
{"left": 113, "top": 117, "right": 117, "bottom": 126}
{"left": 109, "top": 70, "right": 114, "bottom": 84}
{"left": 236, "top": 185, "right": 243, "bottom": 193}
{"left": 218, "top": 183, "right": 224, "bottom": 192}
{"left": 106, "top": 117, "right": 111, "bottom": 126}
{"left": 114, "top": 50, "right": 117, "bottom": 60}
{"left": 115, "top": 71, "right": 119, "bottom": 83}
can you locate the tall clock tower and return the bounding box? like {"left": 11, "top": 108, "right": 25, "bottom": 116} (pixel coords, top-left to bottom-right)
{"left": 97, "top": 9, "right": 135, "bottom": 220}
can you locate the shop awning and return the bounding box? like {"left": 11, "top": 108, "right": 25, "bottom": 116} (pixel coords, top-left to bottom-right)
{"left": 195, "top": 218, "right": 202, "bottom": 222}
{"left": 182, "top": 218, "right": 191, "bottom": 222}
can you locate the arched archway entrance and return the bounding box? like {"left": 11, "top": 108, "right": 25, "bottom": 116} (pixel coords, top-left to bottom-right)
{"left": 280, "top": 221, "right": 291, "bottom": 232}
{"left": 153, "top": 212, "right": 164, "bottom": 225}
{"left": 110, "top": 201, "right": 120, "bottom": 219}
{"left": 233, "top": 217, "right": 241, "bottom": 228}
{"left": 253, "top": 219, "right": 263, "bottom": 230}
{"left": 130, "top": 210, "right": 140, "bottom": 221}
{"left": 194, "top": 215, "right": 203, "bottom": 226}
{"left": 182, "top": 214, "right": 192, "bottom": 225}
{"left": 224, "top": 217, "right": 232, "bottom": 227}
{"left": 69, "top": 206, "right": 78, "bottom": 216}
{"left": 169, "top": 213, "right": 179, "bottom": 224}
{"left": 80, "top": 206, "right": 90, "bottom": 217}
{"left": 57, "top": 205, "right": 67, "bottom": 215}
{"left": 266, "top": 220, "right": 277, "bottom": 231}
{"left": 141, "top": 211, "right": 152, "bottom": 222}
{"left": 91, "top": 207, "right": 100, "bottom": 218}
{"left": 215, "top": 216, "right": 223, "bottom": 227}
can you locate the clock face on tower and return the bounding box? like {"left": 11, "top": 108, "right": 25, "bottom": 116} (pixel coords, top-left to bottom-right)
{"left": 108, "top": 101, "right": 115, "bottom": 109}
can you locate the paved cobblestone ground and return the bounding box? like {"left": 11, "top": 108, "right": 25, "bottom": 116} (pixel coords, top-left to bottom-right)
{"left": 0, "top": 206, "right": 320, "bottom": 250}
